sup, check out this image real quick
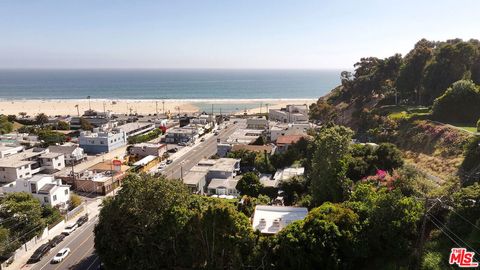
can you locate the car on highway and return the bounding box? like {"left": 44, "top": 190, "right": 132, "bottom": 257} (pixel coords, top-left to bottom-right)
{"left": 166, "top": 159, "right": 173, "bottom": 165}
{"left": 76, "top": 214, "right": 89, "bottom": 227}
{"left": 28, "top": 243, "right": 51, "bottom": 263}
{"left": 200, "top": 138, "right": 205, "bottom": 142}
{"left": 62, "top": 223, "right": 78, "bottom": 235}
{"left": 214, "top": 131, "right": 219, "bottom": 136}
{"left": 49, "top": 234, "right": 66, "bottom": 248}
{"left": 51, "top": 248, "right": 71, "bottom": 263}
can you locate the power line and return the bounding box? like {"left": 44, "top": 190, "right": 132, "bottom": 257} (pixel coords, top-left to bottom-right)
{"left": 427, "top": 216, "right": 464, "bottom": 249}
{"left": 428, "top": 214, "right": 479, "bottom": 255}
{"left": 437, "top": 199, "right": 480, "bottom": 232}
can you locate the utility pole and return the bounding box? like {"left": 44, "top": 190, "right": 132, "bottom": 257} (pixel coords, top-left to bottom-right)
{"left": 155, "top": 101, "right": 158, "bottom": 115}
{"left": 75, "top": 104, "right": 80, "bottom": 117}
{"left": 103, "top": 101, "right": 106, "bottom": 115}
{"left": 162, "top": 100, "right": 165, "bottom": 114}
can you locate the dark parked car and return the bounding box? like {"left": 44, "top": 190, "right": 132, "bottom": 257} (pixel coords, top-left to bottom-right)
{"left": 166, "top": 159, "right": 173, "bottom": 165}
{"left": 27, "top": 243, "right": 51, "bottom": 263}
{"left": 76, "top": 214, "right": 89, "bottom": 227}
{"left": 49, "top": 234, "right": 66, "bottom": 248}
{"left": 167, "top": 147, "right": 178, "bottom": 153}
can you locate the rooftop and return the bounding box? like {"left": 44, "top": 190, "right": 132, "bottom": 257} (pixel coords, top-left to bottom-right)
{"left": 210, "top": 158, "right": 240, "bottom": 172}
{"left": 276, "top": 135, "right": 306, "bottom": 145}
{"left": 252, "top": 205, "right": 308, "bottom": 234}
{"left": 48, "top": 145, "right": 79, "bottom": 155}
{"left": 274, "top": 167, "right": 305, "bottom": 181}
{"left": 231, "top": 144, "right": 275, "bottom": 154}
{"left": 183, "top": 171, "right": 207, "bottom": 186}
{"left": 39, "top": 152, "right": 64, "bottom": 159}
{"left": 115, "top": 122, "right": 155, "bottom": 134}
{"left": 208, "top": 177, "right": 239, "bottom": 190}
{"left": 131, "top": 143, "right": 165, "bottom": 148}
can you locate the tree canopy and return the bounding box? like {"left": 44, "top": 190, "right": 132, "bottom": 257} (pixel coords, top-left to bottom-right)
{"left": 432, "top": 80, "right": 480, "bottom": 124}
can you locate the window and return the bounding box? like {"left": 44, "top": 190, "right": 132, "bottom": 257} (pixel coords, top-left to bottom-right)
{"left": 53, "top": 195, "right": 57, "bottom": 201}
{"left": 65, "top": 189, "right": 68, "bottom": 195}
{"left": 44, "top": 197, "right": 49, "bottom": 203}
{"left": 58, "top": 163, "right": 61, "bottom": 166}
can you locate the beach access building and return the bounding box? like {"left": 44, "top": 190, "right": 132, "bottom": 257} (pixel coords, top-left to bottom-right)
{"left": 2, "top": 174, "right": 70, "bottom": 209}
{"left": 269, "top": 104, "right": 309, "bottom": 123}
{"left": 0, "top": 148, "right": 65, "bottom": 183}
{"left": 79, "top": 129, "right": 127, "bottom": 154}
{"left": 252, "top": 205, "right": 308, "bottom": 234}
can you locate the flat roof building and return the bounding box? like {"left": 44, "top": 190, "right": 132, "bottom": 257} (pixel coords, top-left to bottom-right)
{"left": 252, "top": 205, "right": 308, "bottom": 234}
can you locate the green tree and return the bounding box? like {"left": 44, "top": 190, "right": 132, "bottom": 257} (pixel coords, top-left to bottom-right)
{"left": 94, "top": 174, "right": 194, "bottom": 270}
{"left": 228, "top": 149, "right": 257, "bottom": 169}
{"left": 236, "top": 172, "right": 263, "bottom": 197}
{"left": 35, "top": 113, "right": 49, "bottom": 126}
{"left": 0, "top": 193, "right": 45, "bottom": 245}
{"left": 309, "top": 99, "right": 337, "bottom": 123}
{"left": 79, "top": 117, "right": 93, "bottom": 131}
{"left": 396, "top": 39, "right": 434, "bottom": 104}
{"left": 309, "top": 125, "right": 353, "bottom": 205}
{"left": 0, "top": 115, "right": 13, "bottom": 135}
{"left": 56, "top": 120, "right": 70, "bottom": 130}
{"left": 347, "top": 183, "right": 423, "bottom": 267}
{"left": 271, "top": 202, "right": 360, "bottom": 269}
{"left": 278, "top": 175, "right": 307, "bottom": 206}
{"left": 432, "top": 80, "right": 480, "bottom": 123}
{"left": 37, "top": 129, "right": 66, "bottom": 146}
{"left": 374, "top": 143, "right": 404, "bottom": 171}
{"left": 422, "top": 41, "right": 478, "bottom": 104}
{"left": 184, "top": 198, "right": 255, "bottom": 269}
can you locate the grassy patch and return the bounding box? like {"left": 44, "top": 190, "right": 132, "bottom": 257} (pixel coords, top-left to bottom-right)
{"left": 376, "top": 105, "right": 431, "bottom": 120}
{"left": 448, "top": 123, "right": 477, "bottom": 133}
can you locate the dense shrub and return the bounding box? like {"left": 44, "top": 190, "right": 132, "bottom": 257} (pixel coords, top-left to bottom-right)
{"left": 432, "top": 80, "right": 480, "bottom": 124}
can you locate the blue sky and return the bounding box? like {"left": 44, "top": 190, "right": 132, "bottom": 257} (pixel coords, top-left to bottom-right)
{"left": 0, "top": 0, "right": 478, "bottom": 69}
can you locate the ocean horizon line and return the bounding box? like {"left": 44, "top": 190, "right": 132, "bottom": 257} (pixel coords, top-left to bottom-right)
{"left": 0, "top": 98, "right": 317, "bottom": 102}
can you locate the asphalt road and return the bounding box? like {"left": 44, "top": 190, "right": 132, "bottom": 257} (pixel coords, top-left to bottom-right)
{"left": 27, "top": 216, "right": 100, "bottom": 270}
{"left": 162, "top": 121, "right": 240, "bottom": 179}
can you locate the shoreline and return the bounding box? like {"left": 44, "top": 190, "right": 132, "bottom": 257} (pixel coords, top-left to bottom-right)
{"left": 0, "top": 98, "right": 316, "bottom": 116}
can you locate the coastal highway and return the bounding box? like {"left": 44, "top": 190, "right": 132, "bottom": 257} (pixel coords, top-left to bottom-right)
{"left": 161, "top": 120, "right": 241, "bottom": 179}
{"left": 27, "top": 216, "right": 100, "bottom": 270}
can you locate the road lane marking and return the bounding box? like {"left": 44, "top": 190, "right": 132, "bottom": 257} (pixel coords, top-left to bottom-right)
{"left": 86, "top": 255, "right": 100, "bottom": 270}
{"left": 52, "top": 234, "right": 93, "bottom": 270}
{"left": 36, "top": 217, "right": 98, "bottom": 270}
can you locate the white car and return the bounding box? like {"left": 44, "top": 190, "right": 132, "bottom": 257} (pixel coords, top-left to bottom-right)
{"left": 51, "top": 248, "right": 70, "bottom": 263}
{"left": 62, "top": 224, "right": 78, "bottom": 235}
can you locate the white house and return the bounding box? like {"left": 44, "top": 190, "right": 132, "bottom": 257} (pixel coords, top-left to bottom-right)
{"left": 269, "top": 104, "right": 309, "bottom": 123}
{"left": 0, "top": 145, "right": 24, "bottom": 159}
{"left": 0, "top": 148, "right": 65, "bottom": 183}
{"left": 48, "top": 144, "right": 86, "bottom": 165}
{"left": 252, "top": 205, "right": 308, "bottom": 234}
{"left": 2, "top": 174, "right": 71, "bottom": 208}
{"left": 274, "top": 166, "right": 305, "bottom": 183}
{"left": 207, "top": 177, "right": 239, "bottom": 196}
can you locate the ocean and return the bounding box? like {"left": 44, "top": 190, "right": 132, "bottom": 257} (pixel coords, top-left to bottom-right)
{"left": 0, "top": 69, "right": 340, "bottom": 100}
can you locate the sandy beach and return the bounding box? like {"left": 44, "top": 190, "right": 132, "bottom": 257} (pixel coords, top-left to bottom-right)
{"left": 0, "top": 99, "right": 316, "bottom": 116}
